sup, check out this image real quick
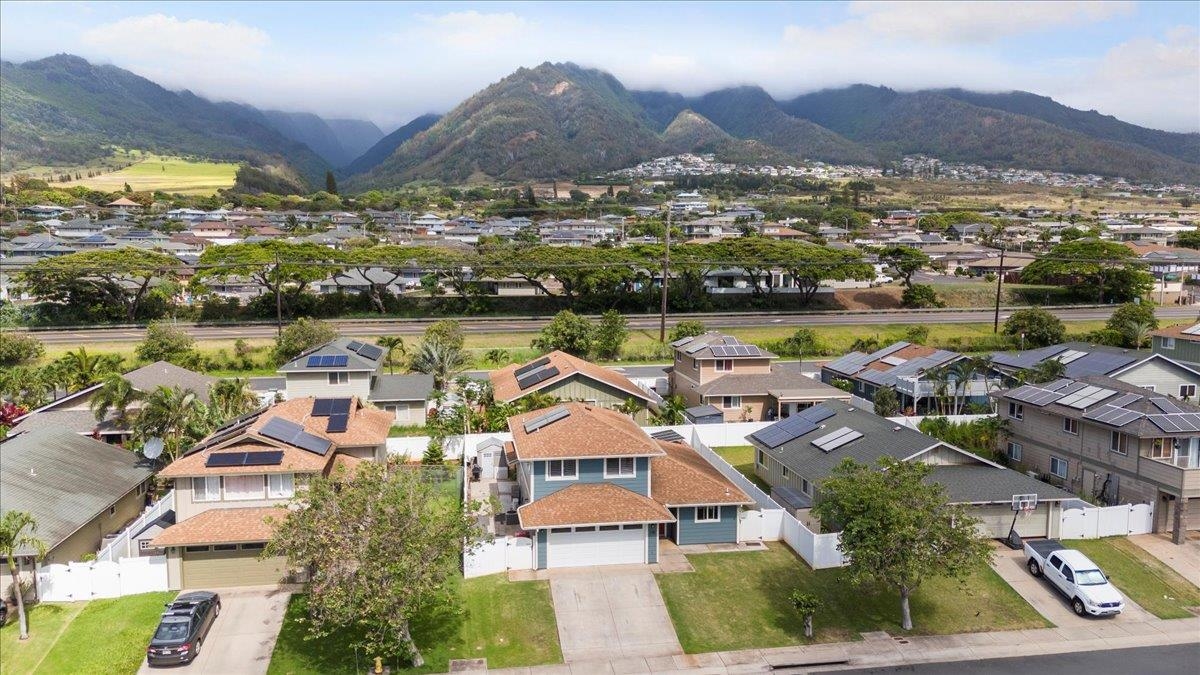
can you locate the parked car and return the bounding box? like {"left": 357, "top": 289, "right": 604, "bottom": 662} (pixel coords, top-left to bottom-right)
{"left": 1025, "top": 540, "right": 1124, "bottom": 617}
{"left": 146, "top": 591, "right": 222, "bottom": 666}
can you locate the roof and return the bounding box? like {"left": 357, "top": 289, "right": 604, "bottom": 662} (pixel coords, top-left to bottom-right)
{"left": 928, "top": 465, "right": 1074, "bottom": 504}
{"left": 508, "top": 402, "right": 667, "bottom": 460}
{"left": 823, "top": 342, "right": 963, "bottom": 383}
{"left": 517, "top": 483, "right": 675, "bottom": 528}
{"left": 277, "top": 338, "right": 384, "bottom": 373}
{"left": 106, "top": 197, "right": 141, "bottom": 207}
{"left": 151, "top": 507, "right": 279, "bottom": 546}
{"left": 651, "top": 441, "right": 753, "bottom": 507}
{"left": 1, "top": 428, "right": 153, "bottom": 555}
{"left": 993, "top": 374, "right": 1200, "bottom": 438}
{"left": 685, "top": 404, "right": 724, "bottom": 419}
{"left": 670, "top": 332, "right": 777, "bottom": 360}
{"left": 9, "top": 409, "right": 108, "bottom": 436}
{"left": 695, "top": 367, "right": 852, "bottom": 400}
{"left": 124, "top": 361, "right": 218, "bottom": 404}
{"left": 369, "top": 373, "right": 434, "bottom": 402}
{"left": 1153, "top": 323, "right": 1200, "bottom": 342}
{"left": 490, "top": 351, "right": 653, "bottom": 404}
{"left": 991, "top": 342, "right": 1147, "bottom": 378}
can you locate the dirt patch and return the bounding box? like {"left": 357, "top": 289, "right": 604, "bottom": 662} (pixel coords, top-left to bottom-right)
{"left": 834, "top": 287, "right": 903, "bottom": 310}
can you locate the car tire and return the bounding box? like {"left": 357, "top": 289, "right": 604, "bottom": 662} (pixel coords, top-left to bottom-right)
{"left": 1027, "top": 559, "right": 1042, "bottom": 577}
{"left": 214, "top": 603, "right": 220, "bottom": 617}
{"left": 1072, "top": 598, "right": 1086, "bottom": 617}
{"left": 192, "top": 638, "right": 202, "bottom": 661}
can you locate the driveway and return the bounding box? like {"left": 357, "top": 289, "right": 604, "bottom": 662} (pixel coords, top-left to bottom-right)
{"left": 139, "top": 588, "right": 291, "bottom": 675}
{"left": 550, "top": 569, "right": 682, "bottom": 662}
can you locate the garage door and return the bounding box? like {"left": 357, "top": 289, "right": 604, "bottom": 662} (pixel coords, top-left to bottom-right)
{"left": 548, "top": 525, "right": 645, "bottom": 568}
{"left": 973, "top": 504, "right": 1049, "bottom": 539}
{"left": 182, "top": 546, "right": 288, "bottom": 588}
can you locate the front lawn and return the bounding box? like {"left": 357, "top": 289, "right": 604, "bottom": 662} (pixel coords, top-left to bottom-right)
{"left": 713, "top": 445, "right": 771, "bottom": 493}
{"left": 268, "top": 575, "right": 561, "bottom": 674}
{"left": 657, "top": 544, "right": 1048, "bottom": 653}
{"left": 1, "top": 592, "right": 174, "bottom": 675}
{"left": 1065, "top": 538, "right": 1200, "bottom": 619}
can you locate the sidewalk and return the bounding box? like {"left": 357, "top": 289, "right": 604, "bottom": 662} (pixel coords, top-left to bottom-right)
{"left": 486, "top": 616, "right": 1200, "bottom": 674}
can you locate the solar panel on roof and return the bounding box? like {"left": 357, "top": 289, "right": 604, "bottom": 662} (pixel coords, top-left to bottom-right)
{"left": 205, "top": 453, "right": 246, "bottom": 467}
{"left": 650, "top": 429, "right": 686, "bottom": 443}
{"left": 797, "top": 405, "right": 836, "bottom": 424}
{"left": 306, "top": 355, "right": 323, "bottom": 367}
{"left": 1083, "top": 404, "right": 1143, "bottom": 427}
{"left": 811, "top": 427, "right": 863, "bottom": 452}
{"left": 1181, "top": 324, "right": 1200, "bottom": 336}
{"left": 684, "top": 342, "right": 708, "bottom": 355}
{"left": 357, "top": 344, "right": 384, "bottom": 361}
{"left": 750, "top": 405, "right": 836, "bottom": 449}
{"left": 292, "top": 431, "right": 333, "bottom": 455}
{"left": 1107, "top": 393, "right": 1143, "bottom": 408}
{"left": 1056, "top": 350, "right": 1087, "bottom": 364}
{"left": 1150, "top": 397, "right": 1183, "bottom": 413}
{"left": 244, "top": 450, "right": 285, "bottom": 466}
{"left": 326, "top": 414, "right": 349, "bottom": 433}
{"left": 880, "top": 355, "right": 907, "bottom": 367}
{"left": 1007, "top": 385, "right": 1065, "bottom": 407}
{"left": 347, "top": 341, "right": 365, "bottom": 352}
{"left": 523, "top": 406, "right": 570, "bottom": 433}
{"left": 670, "top": 336, "right": 695, "bottom": 347}
{"left": 259, "top": 417, "right": 332, "bottom": 455}
{"left": 312, "top": 399, "right": 334, "bottom": 417}
{"left": 515, "top": 357, "right": 551, "bottom": 377}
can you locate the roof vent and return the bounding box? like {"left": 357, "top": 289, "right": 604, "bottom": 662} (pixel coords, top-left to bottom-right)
{"left": 892, "top": 425, "right": 902, "bottom": 432}
{"left": 847, "top": 407, "right": 855, "bottom": 412}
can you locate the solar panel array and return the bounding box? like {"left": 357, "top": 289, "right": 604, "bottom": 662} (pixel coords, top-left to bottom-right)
{"left": 205, "top": 450, "right": 285, "bottom": 468}
{"left": 1082, "top": 404, "right": 1144, "bottom": 427}
{"left": 749, "top": 405, "right": 837, "bottom": 449}
{"left": 1006, "top": 385, "right": 1066, "bottom": 406}
{"left": 684, "top": 341, "right": 709, "bottom": 355}
{"left": 710, "top": 345, "right": 763, "bottom": 358}
{"left": 1106, "top": 393, "right": 1144, "bottom": 409}
{"left": 523, "top": 406, "right": 570, "bottom": 433}
{"left": 1056, "top": 350, "right": 1087, "bottom": 364}
{"left": 306, "top": 354, "right": 349, "bottom": 368}
{"left": 189, "top": 406, "right": 268, "bottom": 453}
{"left": 1151, "top": 397, "right": 1184, "bottom": 413}
{"left": 1066, "top": 352, "right": 1137, "bottom": 377}
{"left": 1056, "top": 386, "right": 1117, "bottom": 409}
{"left": 346, "top": 340, "right": 365, "bottom": 352}
{"left": 356, "top": 344, "right": 385, "bottom": 361}
{"left": 1182, "top": 324, "right": 1200, "bottom": 336}
{"left": 880, "top": 355, "right": 907, "bottom": 366}
{"left": 811, "top": 427, "right": 864, "bottom": 452}
{"left": 326, "top": 413, "right": 349, "bottom": 433}
{"left": 516, "top": 363, "right": 560, "bottom": 390}
{"left": 1146, "top": 413, "right": 1200, "bottom": 433}
{"left": 514, "top": 357, "right": 550, "bottom": 377}
{"left": 258, "top": 417, "right": 332, "bottom": 455}
{"left": 670, "top": 336, "right": 695, "bottom": 347}
{"left": 824, "top": 351, "right": 875, "bottom": 376}
{"left": 650, "top": 429, "right": 686, "bottom": 443}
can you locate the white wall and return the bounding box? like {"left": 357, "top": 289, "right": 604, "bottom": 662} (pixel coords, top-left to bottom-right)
{"left": 37, "top": 556, "right": 168, "bottom": 602}
{"left": 1060, "top": 503, "right": 1154, "bottom": 539}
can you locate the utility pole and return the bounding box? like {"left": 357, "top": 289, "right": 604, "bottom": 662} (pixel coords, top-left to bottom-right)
{"left": 993, "top": 247, "right": 1006, "bottom": 333}
{"left": 660, "top": 207, "right": 671, "bottom": 343}
{"left": 274, "top": 251, "right": 283, "bottom": 338}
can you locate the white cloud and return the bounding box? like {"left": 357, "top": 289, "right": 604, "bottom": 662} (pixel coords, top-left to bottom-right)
{"left": 847, "top": 1, "right": 1135, "bottom": 43}
{"left": 405, "top": 11, "right": 530, "bottom": 49}
{"left": 80, "top": 14, "right": 270, "bottom": 65}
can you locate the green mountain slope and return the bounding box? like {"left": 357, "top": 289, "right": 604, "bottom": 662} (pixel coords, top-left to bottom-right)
{"left": 661, "top": 109, "right": 797, "bottom": 165}
{"left": 342, "top": 113, "right": 440, "bottom": 176}
{"left": 260, "top": 110, "right": 352, "bottom": 166}
{"left": 0, "top": 54, "right": 327, "bottom": 184}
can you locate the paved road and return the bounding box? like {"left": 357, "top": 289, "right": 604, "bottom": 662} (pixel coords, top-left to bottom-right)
{"left": 23, "top": 306, "right": 1200, "bottom": 345}
{"left": 811, "top": 642, "right": 1200, "bottom": 674}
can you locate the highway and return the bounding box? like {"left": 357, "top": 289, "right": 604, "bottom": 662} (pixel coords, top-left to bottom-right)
{"left": 809, "top": 642, "right": 1200, "bottom": 675}
{"left": 18, "top": 306, "right": 1200, "bottom": 345}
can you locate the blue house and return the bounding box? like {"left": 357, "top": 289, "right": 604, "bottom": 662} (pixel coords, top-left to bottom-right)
{"left": 509, "top": 402, "right": 752, "bottom": 569}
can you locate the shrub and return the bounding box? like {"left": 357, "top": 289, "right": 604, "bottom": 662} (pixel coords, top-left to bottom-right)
{"left": 592, "top": 310, "right": 628, "bottom": 361}
{"left": 901, "top": 284, "right": 944, "bottom": 309}
{"left": 784, "top": 328, "right": 823, "bottom": 356}
{"left": 668, "top": 320, "right": 707, "bottom": 342}
{"left": 423, "top": 319, "right": 464, "bottom": 350}
{"left": 532, "top": 310, "right": 593, "bottom": 357}
{"left": 1003, "top": 307, "right": 1065, "bottom": 348}
{"left": 0, "top": 332, "right": 44, "bottom": 367}
{"left": 904, "top": 325, "right": 930, "bottom": 345}
{"left": 873, "top": 385, "right": 900, "bottom": 417}
{"left": 1105, "top": 302, "right": 1158, "bottom": 348}
{"left": 273, "top": 317, "right": 337, "bottom": 364}
{"left": 135, "top": 320, "right": 196, "bottom": 363}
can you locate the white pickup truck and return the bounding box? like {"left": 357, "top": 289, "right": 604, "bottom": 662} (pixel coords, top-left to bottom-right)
{"left": 1025, "top": 540, "right": 1124, "bottom": 617}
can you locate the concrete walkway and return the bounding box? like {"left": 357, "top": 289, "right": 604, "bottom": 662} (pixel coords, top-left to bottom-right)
{"left": 1129, "top": 533, "right": 1200, "bottom": 588}
{"left": 550, "top": 570, "right": 682, "bottom": 662}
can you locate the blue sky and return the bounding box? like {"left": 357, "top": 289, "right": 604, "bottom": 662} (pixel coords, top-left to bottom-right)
{"left": 1, "top": 1, "right": 1197, "bottom": 132}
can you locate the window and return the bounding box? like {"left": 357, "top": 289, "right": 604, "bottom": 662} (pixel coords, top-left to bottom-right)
{"left": 1161, "top": 337, "right": 1176, "bottom": 350}
{"left": 781, "top": 465, "right": 789, "bottom": 479}
{"left": 184, "top": 545, "right": 210, "bottom": 553}
{"left": 328, "top": 372, "right": 349, "bottom": 385}
{"left": 1008, "top": 402, "right": 1024, "bottom": 420}
{"left": 1180, "top": 384, "right": 1196, "bottom": 399}
{"left": 756, "top": 450, "right": 765, "bottom": 467}
{"left": 223, "top": 475, "right": 266, "bottom": 501}
{"left": 1063, "top": 417, "right": 1078, "bottom": 434}
{"left": 574, "top": 526, "right": 596, "bottom": 532}
{"left": 192, "top": 476, "right": 221, "bottom": 502}
{"left": 550, "top": 527, "right": 572, "bottom": 534}
{"left": 1110, "top": 431, "right": 1128, "bottom": 455}
{"left": 1062, "top": 567, "right": 1075, "bottom": 583}
{"left": 546, "top": 459, "right": 577, "bottom": 480}
{"left": 598, "top": 525, "right": 621, "bottom": 531}
{"left": 695, "top": 506, "right": 720, "bottom": 522}
{"left": 213, "top": 544, "right": 238, "bottom": 551}
{"left": 622, "top": 524, "right": 642, "bottom": 530}
{"left": 267, "top": 473, "right": 295, "bottom": 498}
{"left": 139, "top": 539, "right": 154, "bottom": 551}
{"left": 604, "top": 457, "right": 636, "bottom": 478}
{"left": 801, "top": 478, "right": 811, "bottom": 496}
{"left": 295, "top": 474, "right": 312, "bottom": 490}
{"left": 1050, "top": 456, "right": 1068, "bottom": 479}
{"left": 1007, "top": 442, "right": 1023, "bottom": 462}
{"left": 240, "top": 542, "right": 265, "bottom": 550}
{"left": 715, "top": 359, "right": 734, "bottom": 372}
{"left": 1150, "top": 438, "right": 1173, "bottom": 459}
{"left": 721, "top": 396, "right": 742, "bottom": 409}
{"left": 692, "top": 358, "right": 698, "bottom": 369}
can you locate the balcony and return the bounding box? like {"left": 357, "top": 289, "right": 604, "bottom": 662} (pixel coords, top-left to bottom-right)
{"left": 1140, "top": 454, "right": 1200, "bottom": 496}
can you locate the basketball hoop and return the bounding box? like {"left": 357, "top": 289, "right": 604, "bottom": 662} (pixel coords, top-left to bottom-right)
{"left": 1004, "top": 493, "right": 1040, "bottom": 549}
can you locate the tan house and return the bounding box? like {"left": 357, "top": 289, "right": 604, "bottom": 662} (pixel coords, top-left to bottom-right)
{"left": 151, "top": 396, "right": 390, "bottom": 589}
{"left": 491, "top": 351, "right": 660, "bottom": 423}
{"left": 669, "top": 332, "right": 850, "bottom": 421}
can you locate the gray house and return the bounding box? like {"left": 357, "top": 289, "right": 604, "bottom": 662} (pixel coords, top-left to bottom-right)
{"left": 993, "top": 342, "right": 1200, "bottom": 401}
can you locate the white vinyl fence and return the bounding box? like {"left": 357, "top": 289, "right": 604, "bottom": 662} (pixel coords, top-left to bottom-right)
{"left": 463, "top": 537, "right": 535, "bottom": 578}
{"left": 96, "top": 490, "right": 175, "bottom": 563}
{"left": 1060, "top": 502, "right": 1154, "bottom": 539}
{"left": 37, "top": 556, "right": 168, "bottom": 602}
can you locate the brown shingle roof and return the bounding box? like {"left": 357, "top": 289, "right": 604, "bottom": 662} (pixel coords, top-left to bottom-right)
{"left": 158, "top": 441, "right": 328, "bottom": 478}
{"left": 508, "top": 402, "right": 666, "bottom": 460}
{"left": 1152, "top": 323, "right": 1200, "bottom": 342}
{"left": 490, "top": 351, "right": 651, "bottom": 404}
{"left": 517, "top": 483, "right": 675, "bottom": 528}
{"left": 254, "top": 397, "right": 391, "bottom": 448}
{"left": 651, "top": 441, "right": 753, "bottom": 507}
{"left": 151, "top": 507, "right": 280, "bottom": 546}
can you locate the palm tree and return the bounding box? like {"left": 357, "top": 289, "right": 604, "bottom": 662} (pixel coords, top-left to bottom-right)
{"left": 90, "top": 374, "right": 142, "bottom": 429}
{"left": 617, "top": 397, "right": 643, "bottom": 418}
{"left": 970, "top": 355, "right": 998, "bottom": 412}
{"left": 650, "top": 395, "right": 687, "bottom": 425}
{"left": 484, "top": 349, "right": 510, "bottom": 366}
{"left": 57, "top": 347, "right": 121, "bottom": 391}
{"left": 0, "top": 511, "right": 46, "bottom": 640}
{"left": 1126, "top": 320, "right": 1154, "bottom": 349}
{"left": 518, "top": 391, "right": 561, "bottom": 413}
{"left": 133, "top": 387, "right": 211, "bottom": 463}
{"left": 0, "top": 366, "right": 55, "bottom": 410}
{"left": 375, "top": 336, "right": 406, "bottom": 375}
{"left": 208, "top": 378, "right": 261, "bottom": 424}
{"left": 409, "top": 337, "right": 470, "bottom": 390}
{"left": 947, "top": 358, "right": 980, "bottom": 415}
{"left": 1019, "top": 359, "right": 1066, "bottom": 385}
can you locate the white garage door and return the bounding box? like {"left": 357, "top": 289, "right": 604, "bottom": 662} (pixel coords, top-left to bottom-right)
{"left": 973, "top": 504, "right": 1049, "bottom": 539}
{"left": 548, "top": 525, "right": 644, "bottom": 568}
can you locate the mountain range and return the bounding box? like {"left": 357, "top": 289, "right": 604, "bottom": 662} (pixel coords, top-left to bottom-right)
{"left": 3, "top": 55, "right": 1198, "bottom": 189}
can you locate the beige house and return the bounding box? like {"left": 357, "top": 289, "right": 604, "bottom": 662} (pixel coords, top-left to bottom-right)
{"left": 490, "top": 351, "right": 661, "bottom": 423}
{"left": 151, "top": 396, "right": 390, "bottom": 589}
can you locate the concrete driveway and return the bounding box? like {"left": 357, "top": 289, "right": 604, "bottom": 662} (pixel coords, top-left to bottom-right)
{"left": 139, "top": 588, "right": 291, "bottom": 675}
{"left": 550, "top": 569, "right": 682, "bottom": 662}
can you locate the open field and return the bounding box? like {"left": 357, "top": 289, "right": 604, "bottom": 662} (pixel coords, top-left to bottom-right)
{"left": 871, "top": 177, "right": 1200, "bottom": 214}
{"left": 4, "top": 149, "right": 238, "bottom": 196}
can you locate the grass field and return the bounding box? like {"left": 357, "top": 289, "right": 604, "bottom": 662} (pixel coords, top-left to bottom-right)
{"left": 1065, "top": 538, "right": 1200, "bottom": 619}
{"left": 713, "top": 445, "right": 771, "bottom": 492}
{"left": 57, "top": 153, "right": 238, "bottom": 195}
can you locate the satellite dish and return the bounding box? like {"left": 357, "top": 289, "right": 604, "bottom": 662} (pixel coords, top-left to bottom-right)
{"left": 143, "top": 438, "right": 164, "bottom": 460}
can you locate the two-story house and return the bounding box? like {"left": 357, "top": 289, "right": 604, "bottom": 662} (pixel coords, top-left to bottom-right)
{"left": 508, "top": 403, "right": 751, "bottom": 569}
{"left": 278, "top": 338, "right": 433, "bottom": 425}
{"left": 669, "top": 332, "right": 850, "bottom": 421}
{"left": 992, "top": 341, "right": 1200, "bottom": 399}
{"left": 822, "top": 341, "right": 995, "bottom": 414}
{"left": 993, "top": 376, "right": 1200, "bottom": 544}
{"left": 1152, "top": 323, "right": 1200, "bottom": 371}
{"left": 150, "top": 396, "right": 391, "bottom": 589}
{"left": 490, "top": 351, "right": 661, "bottom": 423}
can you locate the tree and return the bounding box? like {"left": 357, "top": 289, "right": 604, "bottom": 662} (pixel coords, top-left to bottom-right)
{"left": 266, "top": 460, "right": 484, "bottom": 666}
{"left": 1021, "top": 240, "right": 1152, "bottom": 303}
{"left": 568, "top": 189, "right": 589, "bottom": 203}
{"left": 878, "top": 246, "right": 930, "bottom": 288}
{"left": 813, "top": 458, "right": 991, "bottom": 630}
{"left": 904, "top": 325, "right": 930, "bottom": 345}
{"left": 592, "top": 310, "right": 628, "bottom": 361}
{"left": 1105, "top": 302, "right": 1158, "bottom": 348}
{"left": 483, "top": 348, "right": 510, "bottom": 365}
{"left": 0, "top": 332, "right": 43, "bottom": 367}
{"left": 789, "top": 590, "right": 822, "bottom": 639}
{"left": 136, "top": 320, "right": 196, "bottom": 363}
{"left": 409, "top": 336, "right": 470, "bottom": 389}
{"left": 325, "top": 170, "right": 338, "bottom": 195}
{"left": 423, "top": 320, "right": 465, "bottom": 351}
{"left": 532, "top": 310, "right": 594, "bottom": 357}
{"left": 1019, "top": 358, "right": 1067, "bottom": 384}
{"left": 845, "top": 180, "right": 876, "bottom": 208}
{"left": 669, "top": 320, "right": 707, "bottom": 342}
{"left": 195, "top": 242, "right": 334, "bottom": 318}
{"left": 523, "top": 185, "right": 536, "bottom": 206}
{"left": 1003, "top": 307, "right": 1064, "bottom": 348}
{"left": 56, "top": 347, "right": 122, "bottom": 391}
{"left": 133, "top": 386, "right": 210, "bottom": 463}
{"left": 1175, "top": 230, "right": 1200, "bottom": 250}
{"left": 90, "top": 374, "right": 143, "bottom": 428}
{"left": 873, "top": 385, "right": 900, "bottom": 417}
{"left": 376, "top": 336, "right": 406, "bottom": 375}
{"left": 208, "top": 378, "right": 261, "bottom": 423}
{"left": 273, "top": 318, "right": 337, "bottom": 364}
{"left": 422, "top": 438, "right": 445, "bottom": 465}
{"left": 0, "top": 511, "right": 46, "bottom": 640}
{"left": 651, "top": 395, "right": 687, "bottom": 425}
{"left": 901, "top": 284, "right": 943, "bottom": 309}
{"left": 18, "top": 249, "right": 179, "bottom": 321}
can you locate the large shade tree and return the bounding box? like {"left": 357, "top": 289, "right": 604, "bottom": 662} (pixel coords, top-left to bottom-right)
{"left": 1021, "top": 239, "right": 1152, "bottom": 303}
{"left": 195, "top": 241, "right": 335, "bottom": 317}
{"left": 17, "top": 249, "right": 180, "bottom": 321}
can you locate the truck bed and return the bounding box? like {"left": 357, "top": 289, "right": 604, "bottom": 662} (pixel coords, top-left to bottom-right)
{"left": 1025, "top": 539, "right": 1065, "bottom": 559}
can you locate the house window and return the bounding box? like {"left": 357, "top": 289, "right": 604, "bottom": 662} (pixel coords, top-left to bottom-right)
{"left": 184, "top": 545, "right": 210, "bottom": 553}
{"left": 1063, "top": 418, "right": 1078, "bottom": 435}
{"left": 240, "top": 542, "right": 266, "bottom": 550}
{"left": 781, "top": 465, "right": 789, "bottom": 479}
{"left": 546, "top": 459, "right": 578, "bottom": 480}
{"left": 1150, "top": 438, "right": 1173, "bottom": 459}
{"left": 223, "top": 475, "right": 266, "bottom": 501}
{"left": 192, "top": 476, "right": 221, "bottom": 502}
{"left": 756, "top": 450, "right": 765, "bottom": 467}
{"left": 692, "top": 358, "right": 698, "bottom": 369}
{"left": 721, "top": 396, "right": 742, "bottom": 409}
{"left": 1007, "top": 442, "right": 1023, "bottom": 462}
{"left": 695, "top": 506, "right": 720, "bottom": 523}
{"left": 139, "top": 540, "right": 154, "bottom": 551}
{"left": 1110, "top": 431, "right": 1128, "bottom": 456}
{"left": 1180, "top": 384, "right": 1196, "bottom": 399}
{"left": 267, "top": 473, "right": 295, "bottom": 498}
{"left": 328, "top": 372, "right": 349, "bottom": 385}
{"left": 1161, "top": 337, "right": 1176, "bottom": 350}
{"left": 604, "top": 457, "right": 636, "bottom": 478}
{"left": 1008, "top": 402, "right": 1023, "bottom": 420}
{"left": 715, "top": 359, "right": 734, "bottom": 372}
{"left": 801, "top": 478, "right": 811, "bottom": 496}
{"left": 1050, "top": 456, "right": 1068, "bottom": 479}
{"left": 213, "top": 544, "right": 238, "bottom": 551}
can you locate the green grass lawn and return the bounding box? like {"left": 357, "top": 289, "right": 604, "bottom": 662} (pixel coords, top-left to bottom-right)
{"left": 268, "top": 575, "right": 561, "bottom": 674}
{"left": 0, "top": 592, "right": 174, "bottom": 675}
{"left": 1065, "top": 538, "right": 1200, "bottom": 619}
{"left": 59, "top": 153, "right": 239, "bottom": 196}
{"left": 657, "top": 545, "right": 1048, "bottom": 653}
{"left": 713, "top": 445, "right": 771, "bottom": 493}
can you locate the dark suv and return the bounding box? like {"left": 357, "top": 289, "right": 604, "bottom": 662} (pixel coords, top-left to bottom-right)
{"left": 146, "top": 591, "right": 221, "bottom": 667}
